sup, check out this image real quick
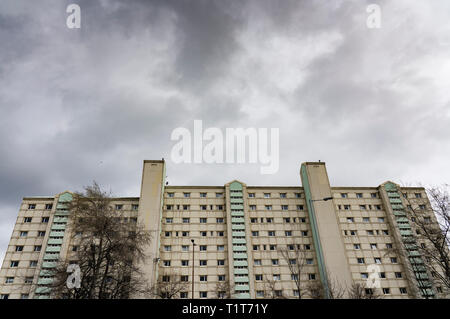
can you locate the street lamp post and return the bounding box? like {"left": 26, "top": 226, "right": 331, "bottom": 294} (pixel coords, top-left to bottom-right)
{"left": 191, "top": 239, "right": 196, "bottom": 299}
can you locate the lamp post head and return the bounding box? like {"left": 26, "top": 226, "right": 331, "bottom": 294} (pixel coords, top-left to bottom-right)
{"left": 323, "top": 197, "right": 333, "bottom": 201}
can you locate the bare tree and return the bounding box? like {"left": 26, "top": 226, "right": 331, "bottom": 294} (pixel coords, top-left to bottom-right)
{"left": 49, "top": 182, "right": 152, "bottom": 299}
{"left": 401, "top": 185, "right": 450, "bottom": 297}
{"left": 263, "top": 275, "right": 286, "bottom": 299}
{"left": 151, "top": 272, "right": 189, "bottom": 299}
{"left": 304, "top": 272, "right": 346, "bottom": 299}
{"left": 348, "top": 283, "right": 383, "bottom": 299}
{"left": 214, "top": 281, "right": 235, "bottom": 299}
{"left": 278, "top": 245, "right": 308, "bottom": 299}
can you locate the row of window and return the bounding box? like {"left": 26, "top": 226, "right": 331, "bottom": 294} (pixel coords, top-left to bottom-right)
{"left": 356, "top": 257, "right": 398, "bottom": 264}
{"left": 164, "top": 231, "right": 225, "bottom": 237}
{"left": 9, "top": 260, "right": 39, "bottom": 267}
{"left": 346, "top": 217, "right": 385, "bottom": 223}
{"left": 166, "top": 192, "right": 303, "bottom": 199}
{"left": 26, "top": 204, "right": 53, "bottom": 210}
{"left": 165, "top": 217, "right": 224, "bottom": 224}
{"left": 17, "top": 230, "right": 46, "bottom": 237}
{"left": 352, "top": 243, "right": 393, "bottom": 250}
{"left": 338, "top": 204, "right": 382, "bottom": 210}
{"left": 163, "top": 245, "right": 225, "bottom": 252}
{"left": 343, "top": 229, "right": 389, "bottom": 236}
{"left": 22, "top": 217, "right": 49, "bottom": 223}
{"left": 13, "top": 245, "right": 42, "bottom": 252}
{"left": 253, "top": 244, "right": 312, "bottom": 251}
{"left": 251, "top": 230, "right": 304, "bottom": 237}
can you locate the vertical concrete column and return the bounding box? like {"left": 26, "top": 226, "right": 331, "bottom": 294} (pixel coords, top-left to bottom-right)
{"left": 300, "top": 162, "right": 353, "bottom": 298}
{"left": 136, "top": 160, "right": 165, "bottom": 296}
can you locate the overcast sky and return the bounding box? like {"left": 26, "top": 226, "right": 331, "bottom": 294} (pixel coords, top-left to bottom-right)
{"left": 1, "top": 0, "right": 449, "bottom": 265}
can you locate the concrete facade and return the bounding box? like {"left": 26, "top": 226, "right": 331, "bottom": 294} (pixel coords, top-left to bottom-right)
{"left": 0, "top": 160, "right": 446, "bottom": 299}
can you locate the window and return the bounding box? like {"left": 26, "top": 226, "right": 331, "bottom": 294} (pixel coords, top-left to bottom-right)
{"left": 181, "top": 276, "right": 189, "bottom": 282}
{"left": 354, "top": 244, "right": 361, "bottom": 250}
{"left": 165, "top": 231, "right": 171, "bottom": 237}
{"left": 250, "top": 205, "right": 256, "bottom": 210}
{"left": 216, "top": 218, "right": 224, "bottom": 223}
{"left": 163, "top": 245, "right": 171, "bottom": 252}
{"left": 217, "top": 259, "right": 225, "bottom": 265}
{"left": 365, "top": 288, "right": 373, "bottom": 295}
{"left": 183, "top": 205, "right": 190, "bottom": 210}
{"left": 254, "top": 259, "right": 262, "bottom": 266}
{"left": 5, "top": 277, "right": 14, "bottom": 283}
{"left": 34, "top": 245, "right": 42, "bottom": 252}
{"left": 297, "top": 205, "right": 304, "bottom": 210}
{"left": 359, "top": 205, "right": 367, "bottom": 210}
{"left": 200, "top": 291, "right": 208, "bottom": 298}
{"left": 395, "top": 272, "right": 402, "bottom": 278}
{"left": 28, "top": 204, "right": 36, "bottom": 209}
{"left": 115, "top": 204, "right": 123, "bottom": 210}
{"left": 200, "top": 231, "right": 207, "bottom": 237}
{"left": 200, "top": 218, "right": 207, "bottom": 223}
{"left": 356, "top": 193, "right": 363, "bottom": 198}
{"left": 382, "top": 288, "right": 390, "bottom": 295}
{"left": 182, "top": 245, "right": 189, "bottom": 252}
{"left": 256, "top": 291, "right": 264, "bottom": 297}
{"left": 291, "top": 274, "right": 299, "bottom": 280}
{"left": 391, "top": 257, "right": 398, "bottom": 264}
{"left": 255, "top": 274, "right": 263, "bottom": 281}
{"left": 218, "top": 275, "right": 225, "bottom": 281}
{"left": 1, "top": 294, "right": 9, "bottom": 300}
{"left": 200, "top": 245, "right": 207, "bottom": 251}
{"left": 344, "top": 205, "right": 350, "bottom": 210}
{"left": 38, "top": 231, "right": 46, "bottom": 237}
{"left": 281, "top": 205, "right": 288, "bottom": 211}
{"left": 379, "top": 272, "right": 386, "bottom": 278}
{"left": 248, "top": 193, "right": 255, "bottom": 198}
{"left": 378, "top": 217, "right": 385, "bottom": 222}
{"left": 200, "top": 260, "right": 207, "bottom": 266}
{"left": 163, "top": 260, "right": 171, "bottom": 267}
{"left": 217, "top": 231, "right": 224, "bottom": 237}
{"left": 341, "top": 193, "right": 348, "bottom": 198}
{"left": 347, "top": 217, "right": 354, "bottom": 223}
{"left": 363, "top": 217, "right": 370, "bottom": 222}
{"left": 285, "top": 230, "right": 292, "bottom": 236}
{"left": 272, "top": 259, "right": 279, "bottom": 265}
{"left": 266, "top": 218, "right": 273, "bottom": 223}
{"left": 308, "top": 274, "right": 316, "bottom": 280}
{"left": 399, "top": 287, "right": 407, "bottom": 294}
{"left": 280, "top": 193, "right": 287, "bottom": 198}
{"left": 265, "top": 205, "right": 272, "bottom": 210}
{"left": 132, "top": 204, "right": 139, "bottom": 210}
{"left": 361, "top": 273, "right": 369, "bottom": 279}
{"left": 10, "top": 261, "right": 19, "bottom": 267}
{"left": 180, "top": 292, "right": 188, "bottom": 298}
{"left": 167, "top": 192, "right": 174, "bottom": 198}
{"left": 382, "top": 230, "right": 389, "bottom": 235}
{"left": 217, "top": 245, "right": 225, "bottom": 251}
{"left": 30, "top": 260, "right": 38, "bottom": 267}
{"left": 24, "top": 217, "right": 32, "bottom": 223}
{"left": 386, "top": 243, "right": 393, "bottom": 249}
{"left": 20, "top": 231, "right": 28, "bottom": 237}
{"left": 370, "top": 243, "right": 377, "bottom": 249}
{"left": 264, "top": 193, "right": 271, "bottom": 198}
{"left": 250, "top": 218, "right": 257, "bottom": 223}
{"left": 183, "top": 193, "right": 190, "bottom": 198}
{"left": 302, "top": 231, "right": 308, "bottom": 236}
{"left": 419, "top": 205, "right": 426, "bottom": 210}
{"left": 166, "top": 205, "right": 173, "bottom": 210}
{"left": 15, "top": 245, "right": 24, "bottom": 252}
{"left": 268, "top": 231, "right": 275, "bottom": 236}
{"left": 200, "top": 192, "right": 207, "bottom": 198}
{"left": 162, "top": 275, "right": 170, "bottom": 282}
{"left": 415, "top": 193, "right": 422, "bottom": 198}
{"left": 25, "top": 277, "right": 33, "bottom": 284}
{"left": 165, "top": 218, "right": 173, "bottom": 223}
{"left": 357, "top": 258, "right": 365, "bottom": 264}
{"left": 200, "top": 275, "right": 208, "bottom": 282}
{"left": 375, "top": 205, "right": 382, "bottom": 210}
{"left": 182, "top": 218, "right": 190, "bottom": 223}
{"left": 304, "top": 244, "right": 311, "bottom": 250}
{"left": 273, "top": 274, "right": 281, "bottom": 281}
{"left": 253, "top": 245, "right": 259, "bottom": 251}
{"left": 371, "top": 193, "right": 377, "bottom": 198}
{"left": 367, "top": 230, "right": 374, "bottom": 236}
{"left": 216, "top": 193, "right": 223, "bottom": 198}
{"left": 200, "top": 205, "right": 207, "bottom": 211}
{"left": 41, "top": 217, "right": 49, "bottom": 223}
{"left": 350, "top": 230, "right": 357, "bottom": 236}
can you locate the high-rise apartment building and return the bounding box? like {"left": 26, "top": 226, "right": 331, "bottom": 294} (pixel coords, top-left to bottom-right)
{"left": 0, "top": 160, "right": 447, "bottom": 299}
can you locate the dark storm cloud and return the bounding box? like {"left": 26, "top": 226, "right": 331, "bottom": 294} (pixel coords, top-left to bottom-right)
{"left": 1, "top": 0, "right": 450, "bottom": 263}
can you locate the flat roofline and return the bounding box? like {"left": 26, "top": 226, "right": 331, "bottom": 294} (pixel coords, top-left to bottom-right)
{"left": 144, "top": 159, "right": 165, "bottom": 164}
